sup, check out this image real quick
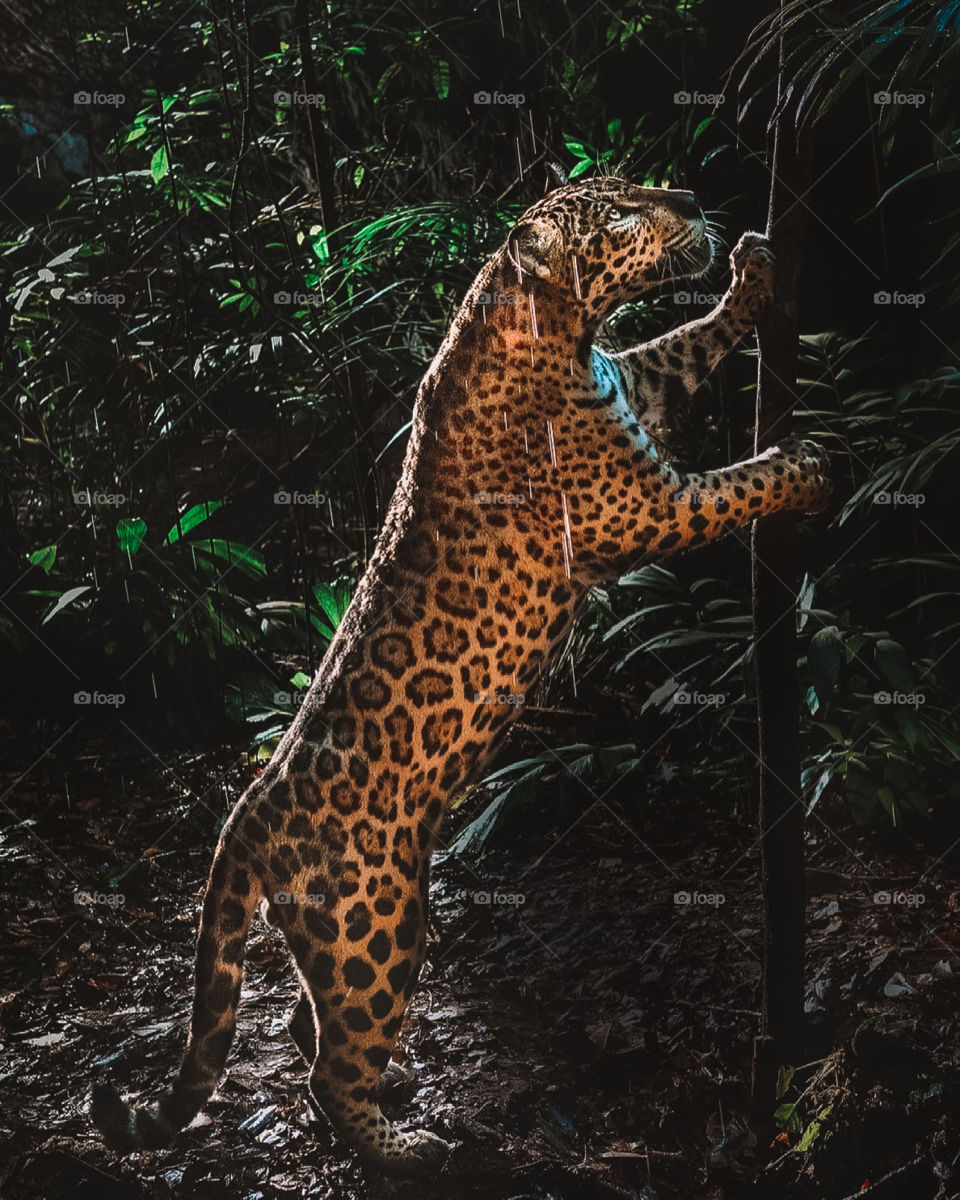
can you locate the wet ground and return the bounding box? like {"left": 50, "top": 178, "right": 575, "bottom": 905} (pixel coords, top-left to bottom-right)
{"left": 1, "top": 735, "right": 959, "bottom": 1199}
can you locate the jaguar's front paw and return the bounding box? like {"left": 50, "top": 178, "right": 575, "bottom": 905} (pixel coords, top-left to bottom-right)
{"left": 729, "top": 231, "right": 775, "bottom": 316}
{"left": 775, "top": 437, "right": 832, "bottom": 514}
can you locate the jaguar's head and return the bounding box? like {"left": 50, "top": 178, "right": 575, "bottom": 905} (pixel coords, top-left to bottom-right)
{"left": 503, "top": 178, "right": 714, "bottom": 320}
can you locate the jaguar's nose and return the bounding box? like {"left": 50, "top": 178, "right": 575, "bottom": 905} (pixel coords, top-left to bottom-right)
{"left": 670, "top": 189, "right": 701, "bottom": 218}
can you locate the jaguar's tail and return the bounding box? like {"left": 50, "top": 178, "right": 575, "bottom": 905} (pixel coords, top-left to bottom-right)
{"left": 91, "top": 833, "right": 260, "bottom": 1151}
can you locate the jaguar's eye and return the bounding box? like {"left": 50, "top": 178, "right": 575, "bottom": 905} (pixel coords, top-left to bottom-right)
{"left": 608, "top": 208, "right": 623, "bottom": 221}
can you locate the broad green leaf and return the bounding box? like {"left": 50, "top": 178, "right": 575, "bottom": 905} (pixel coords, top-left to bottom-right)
{"left": 28, "top": 544, "right": 58, "bottom": 574}
{"left": 116, "top": 517, "right": 147, "bottom": 555}
{"left": 796, "top": 1104, "right": 833, "bottom": 1152}
{"left": 875, "top": 638, "right": 914, "bottom": 692}
{"left": 808, "top": 625, "right": 844, "bottom": 710}
{"left": 150, "top": 145, "right": 169, "bottom": 183}
{"left": 166, "top": 500, "right": 223, "bottom": 544}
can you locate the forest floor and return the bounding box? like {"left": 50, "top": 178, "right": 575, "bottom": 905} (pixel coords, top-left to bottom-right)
{"left": 1, "top": 724, "right": 959, "bottom": 1200}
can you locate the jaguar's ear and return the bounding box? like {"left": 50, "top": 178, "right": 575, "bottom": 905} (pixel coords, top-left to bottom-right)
{"left": 547, "top": 161, "right": 568, "bottom": 188}
{"left": 506, "top": 216, "right": 563, "bottom": 281}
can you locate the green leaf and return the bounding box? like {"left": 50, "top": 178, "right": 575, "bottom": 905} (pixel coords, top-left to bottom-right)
{"left": 291, "top": 670, "right": 311, "bottom": 689}
{"left": 150, "top": 145, "right": 169, "bottom": 183}
{"left": 166, "top": 500, "right": 223, "bottom": 544}
{"left": 27, "top": 544, "right": 58, "bottom": 574}
{"left": 116, "top": 517, "right": 147, "bottom": 555}
{"left": 808, "top": 625, "right": 844, "bottom": 710}
{"left": 775, "top": 1065, "right": 796, "bottom": 1100}
{"left": 875, "top": 638, "right": 914, "bottom": 693}
{"left": 311, "top": 579, "right": 352, "bottom": 636}
{"left": 311, "top": 228, "right": 330, "bottom": 264}
{"left": 192, "top": 540, "right": 266, "bottom": 578}
{"left": 432, "top": 58, "right": 450, "bottom": 100}
{"left": 161, "top": 94, "right": 177, "bottom": 114}
{"left": 796, "top": 1104, "right": 833, "bottom": 1152}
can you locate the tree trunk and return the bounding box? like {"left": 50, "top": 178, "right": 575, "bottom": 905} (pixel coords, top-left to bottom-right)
{"left": 750, "top": 60, "right": 814, "bottom": 1108}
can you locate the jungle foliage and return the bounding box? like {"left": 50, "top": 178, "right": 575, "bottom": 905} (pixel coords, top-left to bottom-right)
{"left": 1, "top": 0, "right": 958, "bottom": 843}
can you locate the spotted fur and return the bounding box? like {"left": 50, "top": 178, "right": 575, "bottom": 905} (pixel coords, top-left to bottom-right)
{"left": 91, "top": 179, "right": 830, "bottom": 1173}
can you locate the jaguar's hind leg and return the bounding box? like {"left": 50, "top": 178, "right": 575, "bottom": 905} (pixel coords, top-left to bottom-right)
{"left": 289, "top": 989, "right": 411, "bottom": 1094}
{"left": 303, "top": 882, "right": 450, "bottom": 1173}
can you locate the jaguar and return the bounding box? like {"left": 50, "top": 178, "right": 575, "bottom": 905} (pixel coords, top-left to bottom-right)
{"left": 92, "top": 176, "right": 830, "bottom": 1173}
